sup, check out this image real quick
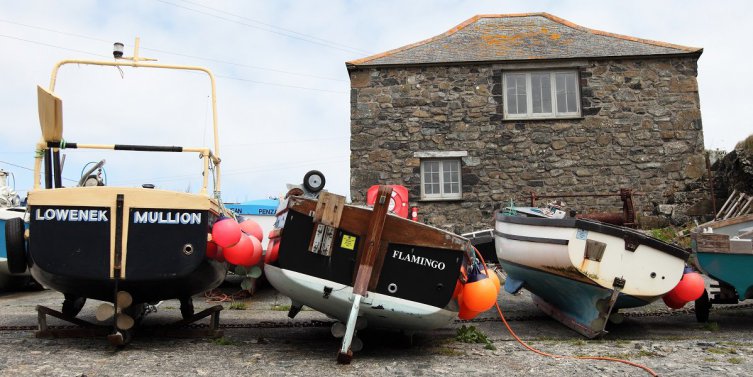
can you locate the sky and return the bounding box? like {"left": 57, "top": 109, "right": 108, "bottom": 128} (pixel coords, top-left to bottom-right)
{"left": 0, "top": 0, "right": 750, "bottom": 202}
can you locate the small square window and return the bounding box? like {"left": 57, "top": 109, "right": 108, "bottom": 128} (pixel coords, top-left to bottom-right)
{"left": 420, "top": 159, "right": 462, "bottom": 200}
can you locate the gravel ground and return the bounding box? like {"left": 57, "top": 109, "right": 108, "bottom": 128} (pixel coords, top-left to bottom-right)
{"left": 1, "top": 281, "right": 752, "bottom": 377}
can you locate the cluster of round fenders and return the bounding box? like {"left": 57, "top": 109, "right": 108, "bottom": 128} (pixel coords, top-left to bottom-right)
{"left": 206, "top": 216, "right": 280, "bottom": 267}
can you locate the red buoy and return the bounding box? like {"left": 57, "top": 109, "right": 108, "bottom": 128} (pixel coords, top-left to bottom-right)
{"left": 248, "top": 236, "right": 263, "bottom": 267}
{"left": 223, "top": 234, "right": 258, "bottom": 267}
{"left": 672, "top": 271, "right": 705, "bottom": 302}
{"left": 206, "top": 241, "right": 219, "bottom": 259}
{"left": 215, "top": 247, "right": 225, "bottom": 263}
{"left": 265, "top": 238, "right": 280, "bottom": 264}
{"left": 212, "top": 218, "right": 241, "bottom": 248}
{"left": 662, "top": 270, "right": 706, "bottom": 309}
{"left": 240, "top": 219, "right": 264, "bottom": 242}
{"left": 662, "top": 293, "right": 686, "bottom": 309}
{"left": 663, "top": 270, "right": 705, "bottom": 309}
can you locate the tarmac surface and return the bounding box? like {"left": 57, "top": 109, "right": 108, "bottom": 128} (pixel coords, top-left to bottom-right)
{"left": 1, "top": 276, "right": 752, "bottom": 377}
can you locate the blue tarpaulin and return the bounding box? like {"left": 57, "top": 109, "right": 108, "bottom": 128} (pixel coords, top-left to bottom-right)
{"left": 225, "top": 198, "right": 279, "bottom": 216}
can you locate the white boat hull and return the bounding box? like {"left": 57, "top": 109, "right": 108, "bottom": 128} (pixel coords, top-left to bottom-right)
{"left": 265, "top": 264, "right": 458, "bottom": 331}
{"left": 495, "top": 214, "right": 689, "bottom": 337}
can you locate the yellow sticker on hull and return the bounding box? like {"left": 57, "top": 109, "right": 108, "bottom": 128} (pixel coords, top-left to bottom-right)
{"left": 341, "top": 234, "right": 356, "bottom": 250}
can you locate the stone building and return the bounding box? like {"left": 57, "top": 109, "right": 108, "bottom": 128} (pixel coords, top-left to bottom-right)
{"left": 347, "top": 13, "right": 708, "bottom": 233}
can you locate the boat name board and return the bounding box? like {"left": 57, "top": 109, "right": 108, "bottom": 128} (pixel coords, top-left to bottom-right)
{"left": 34, "top": 208, "right": 108, "bottom": 222}
{"left": 391, "top": 249, "right": 446, "bottom": 270}
{"left": 133, "top": 210, "right": 202, "bottom": 225}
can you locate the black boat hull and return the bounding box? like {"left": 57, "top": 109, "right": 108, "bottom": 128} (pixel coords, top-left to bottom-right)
{"left": 30, "top": 260, "right": 225, "bottom": 303}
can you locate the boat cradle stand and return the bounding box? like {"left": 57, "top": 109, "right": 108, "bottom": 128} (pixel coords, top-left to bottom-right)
{"left": 35, "top": 304, "right": 224, "bottom": 345}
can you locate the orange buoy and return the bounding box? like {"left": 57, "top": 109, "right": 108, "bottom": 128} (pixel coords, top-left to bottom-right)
{"left": 452, "top": 280, "right": 463, "bottom": 299}
{"left": 240, "top": 219, "right": 264, "bottom": 242}
{"left": 462, "top": 268, "right": 498, "bottom": 313}
{"left": 212, "top": 217, "right": 242, "bottom": 248}
{"left": 457, "top": 291, "right": 480, "bottom": 320}
{"left": 486, "top": 268, "right": 501, "bottom": 293}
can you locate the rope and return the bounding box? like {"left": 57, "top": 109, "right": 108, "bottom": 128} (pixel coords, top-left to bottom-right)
{"left": 471, "top": 247, "right": 658, "bottom": 377}
{"left": 203, "top": 288, "right": 253, "bottom": 303}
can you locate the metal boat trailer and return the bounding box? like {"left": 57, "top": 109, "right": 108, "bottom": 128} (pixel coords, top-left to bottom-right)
{"left": 35, "top": 304, "right": 223, "bottom": 346}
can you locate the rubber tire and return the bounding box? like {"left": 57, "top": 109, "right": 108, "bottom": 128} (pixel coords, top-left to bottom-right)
{"left": 303, "top": 170, "right": 326, "bottom": 193}
{"left": 179, "top": 297, "right": 194, "bottom": 320}
{"left": 695, "top": 289, "right": 711, "bottom": 323}
{"left": 61, "top": 294, "right": 87, "bottom": 318}
{"left": 5, "top": 217, "right": 27, "bottom": 274}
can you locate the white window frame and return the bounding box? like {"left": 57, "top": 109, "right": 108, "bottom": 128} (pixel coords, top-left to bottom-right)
{"left": 502, "top": 70, "right": 581, "bottom": 119}
{"left": 419, "top": 158, "right": 462, "bottom": 201}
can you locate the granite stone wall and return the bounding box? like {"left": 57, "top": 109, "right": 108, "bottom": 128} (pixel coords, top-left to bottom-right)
{"left": 349, "top": 57, "right": 708, "bottom": 233}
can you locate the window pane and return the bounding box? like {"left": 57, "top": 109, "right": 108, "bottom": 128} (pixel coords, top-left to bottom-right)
{"left": 505, "top": 73, "right": 527, "bottom": 114}
{"left": 531, "top": 72, "right": 551, "bottom": 114}
{"left": 555, "top": 72, "right": 578, "bottom": 113}
{"left": 442, "top": 160, "right": 460, "bottom": 195}
{"left": 423, "top": 161, "right": 440, "bottom": 195}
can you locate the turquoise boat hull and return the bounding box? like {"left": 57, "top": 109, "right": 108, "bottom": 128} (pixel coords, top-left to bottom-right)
{"left": 696, "top": 252, "right": 753, "bottom": 301}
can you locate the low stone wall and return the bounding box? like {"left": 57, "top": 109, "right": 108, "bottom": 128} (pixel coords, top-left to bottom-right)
{"left": 349, "top": 57, "right": 709, "bottom": 233}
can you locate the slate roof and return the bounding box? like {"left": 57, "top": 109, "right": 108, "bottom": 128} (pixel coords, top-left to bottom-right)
{"left": 347, "top": 13, "right": 702, "bottom": 68}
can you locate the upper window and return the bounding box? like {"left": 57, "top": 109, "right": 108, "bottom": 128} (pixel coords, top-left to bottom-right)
{"left": 503, "top": 70, "right": 580, "bottom": 119}
{"left": 420, "top": 159, "right": 462, "bottom": 200}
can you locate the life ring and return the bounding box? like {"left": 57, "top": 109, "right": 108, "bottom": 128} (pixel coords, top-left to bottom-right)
{"left": 5, "top": 217, "right": 27, "bottom": 274}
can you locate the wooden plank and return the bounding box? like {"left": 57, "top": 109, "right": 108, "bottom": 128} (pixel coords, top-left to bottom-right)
{"left": 696, "top": 233, "right": 730, "bottom": 253}
{"left": 724, "top": 194, "right": 746, "bottom": 220}
{"left": 287, "top": 196, "right": 468, "bottom": 251}
{"left": 734, "top": 196, "right": 753, "bottom": 217}
{"left": 716, "top": 189, "right": 738, "bottom": 219}
{"left": 313, "top": 192, "right": 345, "bottom": 228}
{"left": 352, "top": 186, "right": 392, "bottom": 295}
{"left": 700, "top": 214, "right": 753, "bottom": 231}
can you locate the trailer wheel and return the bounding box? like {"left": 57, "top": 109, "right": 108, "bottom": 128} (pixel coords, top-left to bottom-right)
{"left": 179, "top": 297, "right": 194, "bottom": 320}
{"left": 695, "top": 289, "right": 711, "bottom": 323}
{"left": 5, "top": 217, "right": 27, "bottom": 274}
{"left": 303, "top": 170, "right": 325, "bottom": 193}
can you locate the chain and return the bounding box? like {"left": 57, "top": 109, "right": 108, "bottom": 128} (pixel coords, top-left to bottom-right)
{"left": 1, "top": 302, "right": 752, "bottom": 333}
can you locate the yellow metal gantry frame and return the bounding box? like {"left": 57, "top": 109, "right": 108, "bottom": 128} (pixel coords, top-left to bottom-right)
{"left": 33, "top": 38, "right": 222, "bottom": 197}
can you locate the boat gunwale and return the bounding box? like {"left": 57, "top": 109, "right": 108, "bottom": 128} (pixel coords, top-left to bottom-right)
{"left": 496, "top": 213, "right": 690, "bottom": 261}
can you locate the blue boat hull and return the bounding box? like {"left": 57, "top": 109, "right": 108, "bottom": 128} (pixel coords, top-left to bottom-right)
{"left": 501, "top": 259, "right": 651, "bottom": 338}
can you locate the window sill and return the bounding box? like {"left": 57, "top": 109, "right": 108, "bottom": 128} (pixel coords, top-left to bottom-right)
{"left": 418, "top": 197, "right": 464, "bottom": 202}
{"left": 502, "top": 116, "right": 584, "bottom": 122}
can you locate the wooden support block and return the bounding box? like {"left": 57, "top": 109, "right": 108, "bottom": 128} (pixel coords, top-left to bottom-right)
{"left": 313, "top": 192, "right": 346, "bottom": 228}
